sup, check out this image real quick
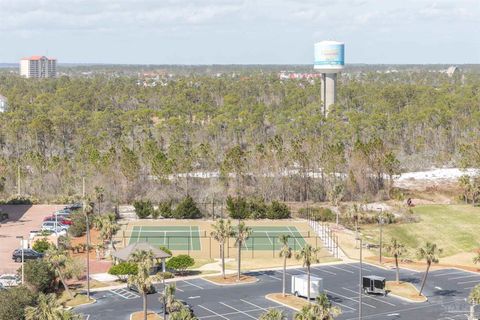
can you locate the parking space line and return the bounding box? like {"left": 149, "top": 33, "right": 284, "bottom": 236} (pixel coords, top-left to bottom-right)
{"left": 433, "top": 271, "right": 466, "bottom": 277}
{"left": 448, "top": 275, "right": 480, "bottom": 280}
{"left": 197, "top": 305, "right": 230, "bottom": 319}
{"left": 337, "top": 302, "right": 356, "bottom": 311}
{"left": 262, "top": 273, "right": 282, "bottom": 281}
{"left": 240, "top": 299, "right": 268, "bottom": 311}
{"left": 184, "top": 280, "right": 204, "bottom": 290}
{"left": 341, "top": 287, "right": 396, "bottom": 306}
{"left": 328, "top": 265, "right": 355, "bottom": 274}
{"left": 325, "top": 289, "right": 376, "bottom": 308}
{"left": 457, "top": 279, "right": 480, "bottom": 285}
{"left": 312, "top": 267, "right": 337, "bottom": 275}
{"left": 219, "top": 302, "right": 257, "bottom": 319}
{"left": 109, "top": 288, "right": 139, "bottom": 300}
{"left": 345, "top": 264, "right": 373, "bottom": 272}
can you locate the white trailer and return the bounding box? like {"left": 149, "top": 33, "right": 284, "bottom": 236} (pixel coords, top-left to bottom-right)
{"left": 291, "top": 274, "right": 323, "bottom": 299}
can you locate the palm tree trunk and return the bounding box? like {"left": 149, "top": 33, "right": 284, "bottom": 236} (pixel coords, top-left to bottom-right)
{"left": 221, "top": 242, "right": 225, "bottom": 279}
{"left": 469, "top": 304, "right": 474, "bottom": 320}
{"left": 419, "top": 262, "right": 431, "bottom": 296}
{"left": 395, "top": 254, "right": 400, "bottom": 283}
{"left": 307, "top": 265, "right": 311, "bottom": 302}
{"left": 237, "top": 241, "right": 242, "bottom": 281}
{"left": 56, "top": 269, "right": 72, "bottom": 298}
{"left": 283, "top": 256, "right": 286, "bottom": 297}
{"left": 143, "top": 293, "right": 147, "bottom": 320}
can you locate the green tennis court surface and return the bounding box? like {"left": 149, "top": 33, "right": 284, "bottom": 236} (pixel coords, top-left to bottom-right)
{"left": 129, "top": 226, "right": 201, "bottom": 250}
{"left": 244, "top": 226, "right": 307, "bottom": 250}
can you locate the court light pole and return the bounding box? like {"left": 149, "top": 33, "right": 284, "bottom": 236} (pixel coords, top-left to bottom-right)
{"left": 356, "top": 234, "right": 363, "bottom": 320}
{"left": 16, "top": 236, "right": 24, "bottom": 284}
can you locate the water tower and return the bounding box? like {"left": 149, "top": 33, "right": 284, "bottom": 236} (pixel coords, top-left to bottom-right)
{"left": 314, "top": 41, "right": 345, "bottom": 115}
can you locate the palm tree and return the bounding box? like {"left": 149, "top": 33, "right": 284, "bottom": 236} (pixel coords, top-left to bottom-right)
{"left": 128, "top": 249, "right": 156, "bottom": 320}
{"left": 259, "top": 308, "right": 287, "bottom": 320}
{"left": 383, "top": 238, "right": 405, "bottom": 283}
{"left": 295, "top": 244, "right": 320, "bottom": 301}
{"left": 169, "top": 307, "right": 198, "bottom": 320}
{"left": 459, "top": 175, "right": 471, "bottom": 204}
{"left": 93, "top": 213, "right": 120, "bottom": 251}
{"left": 473, "top": 250, "right": 480, "bottom": 266}
{"left": 417, "top": 242, "right": 442, "bottom": 296}
{"left": 235, "top": 221, "right": 252, "bottom": 281}
{"left": 25, "top": 293, "right": 81, "bottom": 320}
{"left": 468, "top": 284, "right": 480, "bottom": 320}
{"left": 210, "top": 219, "right": 235, "bottom": 278}
{"left": 279, "top": 234, "right": 292, "bottom": 297}
{"left": 45, "top": 247, "right": 73, "bottom": 298}
{"left": 294, "top": 294, "right": 341, "bottom": 320}
{"left": 162, "top": 283, "right": 182, "bottom": 313}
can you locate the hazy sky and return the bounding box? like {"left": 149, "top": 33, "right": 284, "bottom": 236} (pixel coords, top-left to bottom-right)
{"left": 0, "top": 0, "right": 479, "bottom": 64}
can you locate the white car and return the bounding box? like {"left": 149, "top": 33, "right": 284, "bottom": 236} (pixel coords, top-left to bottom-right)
{"left": 41, "top": 221, "right": 68, "bottom": 234}
{"left": 0, "top": 274, "right": 20, "bottom": 287}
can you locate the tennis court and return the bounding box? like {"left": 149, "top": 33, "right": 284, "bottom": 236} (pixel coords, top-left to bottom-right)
{"left": 244, "top": 226, "right": 307, "bottom": 251}
{"left": 128, "top": 226, "right": 201, "bottom": 250}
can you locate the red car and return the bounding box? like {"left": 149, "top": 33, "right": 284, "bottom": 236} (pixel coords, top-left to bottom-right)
{"left": 43, "top": 215, "right": 72, "bottom": 225}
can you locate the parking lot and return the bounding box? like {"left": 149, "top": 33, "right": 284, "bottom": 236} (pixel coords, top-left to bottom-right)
{"left": 76, "top": 262, "right": 480, "bottom": 319}
{"left": 0, "top": 205, "right": 63, "bottom": 274}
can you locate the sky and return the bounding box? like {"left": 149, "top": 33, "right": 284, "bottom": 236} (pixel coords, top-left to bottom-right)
{"left": 0, "top": 0, "right": 479, "bottom": 65}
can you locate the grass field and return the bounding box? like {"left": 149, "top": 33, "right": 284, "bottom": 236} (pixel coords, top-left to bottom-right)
{"left": 362, "top": 204, "right": 480, "bottom": 258}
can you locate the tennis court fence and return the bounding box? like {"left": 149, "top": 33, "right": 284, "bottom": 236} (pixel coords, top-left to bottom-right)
{"left": 115, "top": 231, "right": 339, "bottom": 259}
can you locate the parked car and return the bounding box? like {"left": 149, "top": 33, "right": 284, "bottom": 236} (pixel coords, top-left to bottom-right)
{"left": 43, "top": 215, "right": 72, "bottom": 225}
{"left": 128, "top": 283, "right": 156, "bottom": 294}
{"left": 55, "top": 209, "right": 72, "bottom": 215}
{"left": 42, "top": 221, "right": 69, "bottom": 231}
{"left": 12, "top": 248, "right": 43, "bottom": 262}
{"left": 0, "top": 274, "right": 20, "bottom": 287}
{"left": 64, "top": 203, "right": 82, "bottom": 210}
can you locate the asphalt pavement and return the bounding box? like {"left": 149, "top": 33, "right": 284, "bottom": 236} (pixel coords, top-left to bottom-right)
{"left": 75, "top": 262, "right": 480, "bottom": 320}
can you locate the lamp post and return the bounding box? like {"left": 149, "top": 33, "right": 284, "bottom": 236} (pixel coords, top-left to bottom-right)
{"left": 356, "top": 234, "right": 363, "bottom": 320}
{"left": 162, "top": 276, "right": 167, "bottom": 320}
{"left": 16, "top": 236, "right": 24, "bottom": 284}
{"left": 378, "top": 208, "right": 384, "bottom": 265}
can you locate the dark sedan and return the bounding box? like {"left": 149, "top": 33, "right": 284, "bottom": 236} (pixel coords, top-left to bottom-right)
{"left": 12, "top": 248, "right": 44, "bottom": 263}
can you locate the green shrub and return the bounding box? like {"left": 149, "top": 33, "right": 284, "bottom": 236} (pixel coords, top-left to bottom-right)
{"left": 380, "top": 211, "right": 396, "bottom": 224}
{"left": 226, "top": 196, "right": 249, "bottom": 219}
{"left": 0, "top": 286, "right": 38, "bottom": 320}
{"left": 174, "top": 196, "right": 202, "bottom": 219}
{"left": 156, "top": 271, "right": 174, "bottom": 279}
{"left": 249, "top": 198, "right": 267, "bottom": 219}
{"left": 159, "top": 246, "right": 173, "bottom": 256}
{"left": 32, "top": 238, "right": 52, "bottom": 253}
{"left": 299, "top": 207, "right": 336, "bottom": 222}
{"left": 0, "top": 195, "right": 37, "bottom": 205}
{"left": 166, "top": 255, "right": 195, "bottom": 274}
{"left": 266, "top": 201, "right": 291, "bottom": 219}
{"left": 133, "top": 200, "right": 154, "bottom": 219}
{"left": 0, "top": 212, "right": 8, "bottom": 222}
{"left": 108, "top": 262, "right": 138, "bottom": 282}
{"left": 22, "top": 259, "right": 56, "bottom": 293}
{"left": 68, "top": 212, "right": 87, "bottom": 237}
{"left": 157, "top": 200, "right": 173, "bottom": 218}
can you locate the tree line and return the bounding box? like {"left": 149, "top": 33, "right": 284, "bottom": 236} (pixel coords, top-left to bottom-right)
{"left": 0, "top": 69, "right": 478, "bottom": 204}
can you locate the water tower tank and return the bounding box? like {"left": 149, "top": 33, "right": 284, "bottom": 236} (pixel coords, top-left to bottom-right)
{"left": 314, "top": 41, "right": 345, "bottom": 73}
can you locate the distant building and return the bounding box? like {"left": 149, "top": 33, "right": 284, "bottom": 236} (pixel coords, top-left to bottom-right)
{"left": 446, "top": 66, "right": 459, "bottom": 78}
{"left": 20, "top": 56, "right": 57, "bottom": 78}
{"left": 0, "top": 95, "right": 7, "bottom": 112}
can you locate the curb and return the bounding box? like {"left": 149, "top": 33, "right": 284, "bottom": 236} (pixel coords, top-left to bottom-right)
{"left": 388, "top": 292, "right": 427, "bottom": 303}
{"left": 265, "top": 294, "right": 301, "bottom": 311}
{"left": 69, "top": 297, "right": 97, "bottom": 309}
{"left": 202, "top": 276, "right": 259, "bottom": 286}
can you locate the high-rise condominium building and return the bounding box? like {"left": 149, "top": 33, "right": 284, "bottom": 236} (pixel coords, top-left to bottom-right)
{"left": 20, "top": 56, "right": 57, "bottom": 78}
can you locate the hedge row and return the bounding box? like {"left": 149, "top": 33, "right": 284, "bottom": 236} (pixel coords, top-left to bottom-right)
{"left": 133, "top": 196, "right": 202, "bottom": 219}
{"left": 226, "top": 196, "right": 291, "bottom": 220}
